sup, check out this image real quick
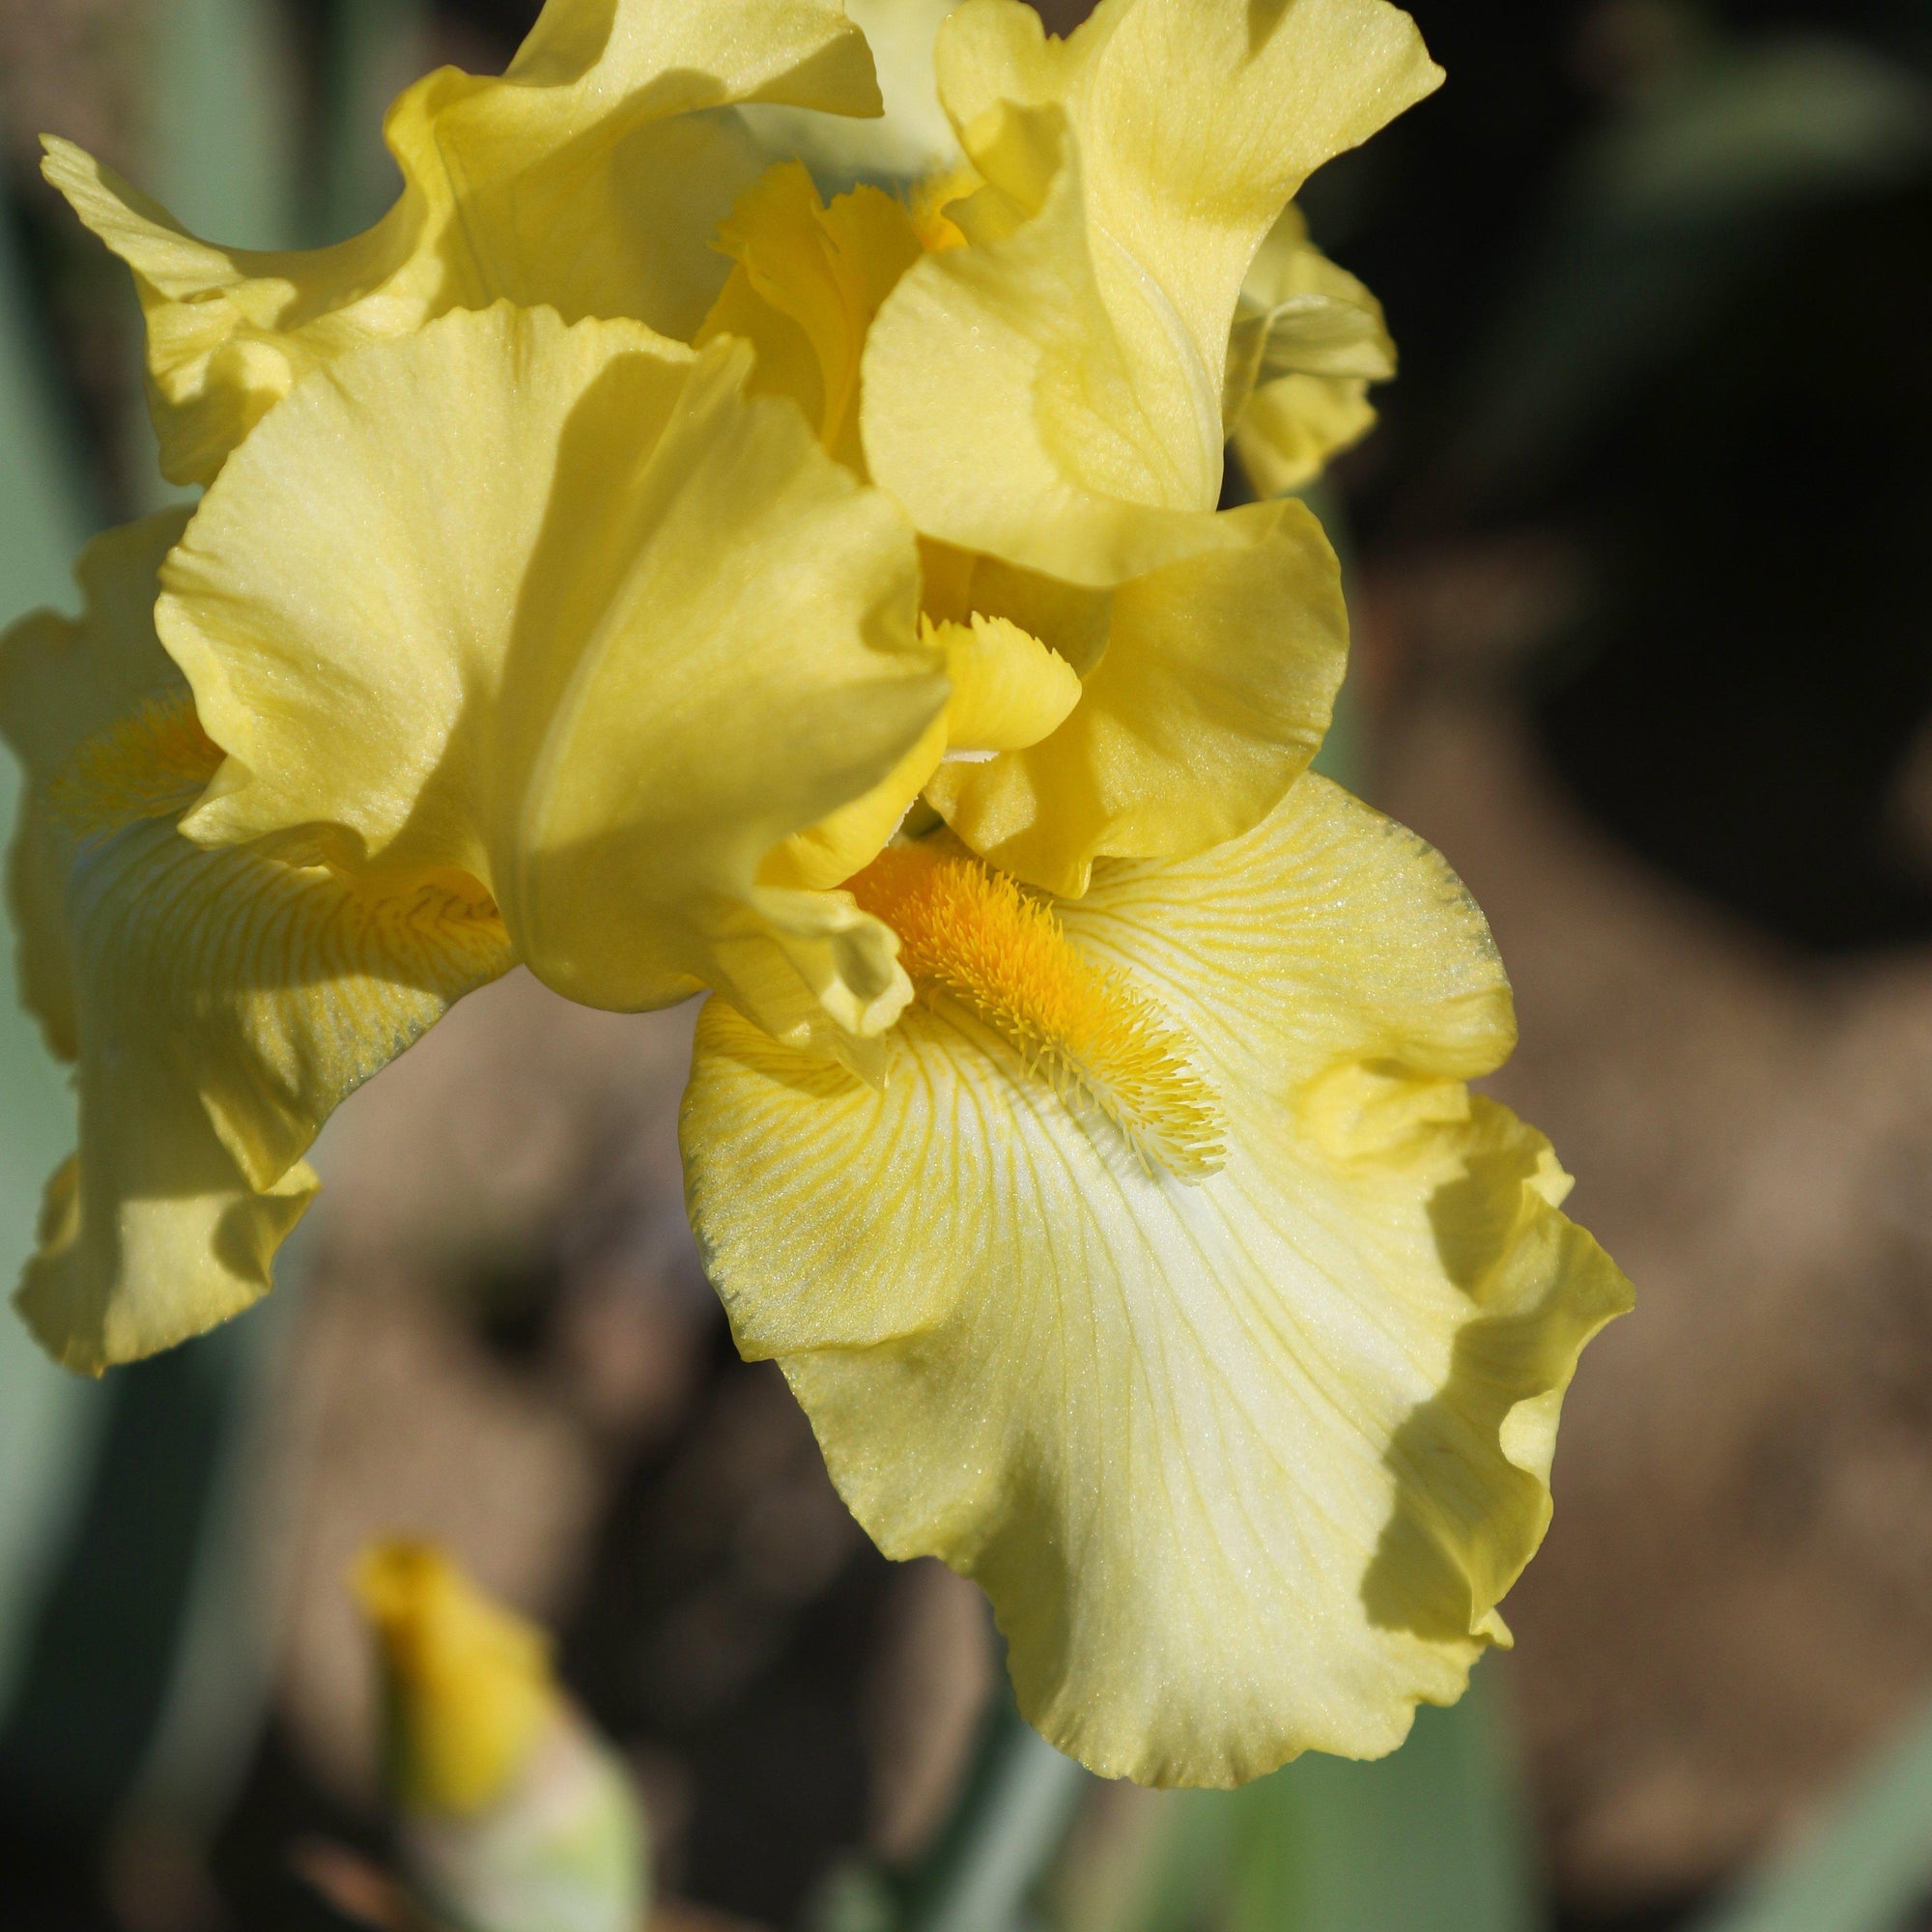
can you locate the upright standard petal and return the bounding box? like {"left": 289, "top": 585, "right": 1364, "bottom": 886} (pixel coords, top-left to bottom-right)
{"left": 0, "top": 517, "right": 511, "bottom": 1373}
{"left": 683, "top": 781, "right": 1632, "bottom": 1785}
{"left": 42, "top": 0, "right": 881, "bottom": 483}
{"left": 158, "top": 303, "right": 944, "bottom": 1059}
{"left": 862, "top": 0, "right": 1440, "bottom": 582}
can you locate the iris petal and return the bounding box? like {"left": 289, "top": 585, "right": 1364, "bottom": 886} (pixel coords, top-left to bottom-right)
{"left": 698, "top": 161, "right": 925, "bottom": 472}
{"left": 1225, "top": 207, "right": 1397, "bottom": 497}
{"left": 158, "top": 302, "right": 942, "bottom": 1059}
{"left": 682, "top": 777, "right": 1631, "bottom": 1784}
{"left": 862, "top": 0, "right": 1441, "bottom": 583}
{"left": 43, "top": 0, "right": 882, "bottom": 483}
{"left": 924, "top": 497, "right": 1348, "bottom": 895}
{"left": 0, "top": 516, "right": 510, "bottom": 1373}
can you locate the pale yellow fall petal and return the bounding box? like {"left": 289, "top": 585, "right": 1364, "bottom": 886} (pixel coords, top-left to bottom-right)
{"left": 682, "top": 779, "right": 1631, "bottom": 1784}
{"left": 924, "top": 497, "right": 1347, "bottom": 895}
{"left": 3, "top": 513, "right": 193, "bottom": 1065}
{"left": 698, "top": 162, "right": 924, "bottom": 471}
{"left": 862, "top": 0, "right": 1439, "bottom": 582}
{"left": 156, "top": 303, "right": 941, "bottom": 1057}
{"left": 43, "top": 0, "right": 881, "bottom": 483}
{"left": 0, "top": 518, "right": 510, "bottom": 1374}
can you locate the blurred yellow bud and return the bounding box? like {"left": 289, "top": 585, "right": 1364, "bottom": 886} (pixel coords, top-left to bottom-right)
{"left": 354, "top": 1541, "right": 554, "bottom": 1819}
{"left": 352, "top": 1541, "right": 648, "bottom": 1932}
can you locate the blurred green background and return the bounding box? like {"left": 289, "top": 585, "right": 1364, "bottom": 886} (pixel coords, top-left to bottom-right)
{"left": 3, "top": 1, "right": 1932, "bottom": 1929}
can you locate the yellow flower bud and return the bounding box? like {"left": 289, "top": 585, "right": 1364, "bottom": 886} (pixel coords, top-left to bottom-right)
{"left": 354, "top": 1542, "right": 554, "bottom": 1819}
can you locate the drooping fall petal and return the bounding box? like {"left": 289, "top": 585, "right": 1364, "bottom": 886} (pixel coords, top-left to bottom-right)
{"left": 0, "top": 515, "right": 511, "bottom": 1373}
{"left": 682, "top": 780, "right": 1632, "bottom": 1785}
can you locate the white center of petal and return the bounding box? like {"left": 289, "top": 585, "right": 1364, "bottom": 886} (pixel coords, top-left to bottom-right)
{"left": 848, "top": 841, "right": 1224, "bottom": 1180}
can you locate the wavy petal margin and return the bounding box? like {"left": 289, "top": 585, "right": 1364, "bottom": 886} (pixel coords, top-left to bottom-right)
{"left": 862, "top": 0, "right": 1439, "bottom": 582}
{"left": 923, "top": 496, "right": 1347, "bottom": 895}
{"left": 0, "top": 515, "right": 510, "bottom": 1372}
{"left": 43, "top": 0, "right": 881, "bottom": 482}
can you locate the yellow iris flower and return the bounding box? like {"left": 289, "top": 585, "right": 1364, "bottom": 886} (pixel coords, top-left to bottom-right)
{"left": 43, "top": 0, "right": 885, "bottom": 484}
{"left": 683, "top": 786, "right": 1632, "bottom": 1785}
{"left": 5, "top": 0, "right": 1634, "bottom": 1796}
{"left": 0, "top": 302, "right": 945, "bottom": 1372}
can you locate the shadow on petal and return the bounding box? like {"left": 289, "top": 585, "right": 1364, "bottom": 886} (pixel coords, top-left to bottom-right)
{"left": 1360, "top": 1098, "right": 1633, "bottom": 1648}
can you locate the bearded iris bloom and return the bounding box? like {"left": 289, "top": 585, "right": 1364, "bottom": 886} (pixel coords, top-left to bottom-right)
{"left": 674, "top": 0, "right": 1627, "bottom": 1784}
{"left": 5, "top": 0, "right": 1632, "bottom": 1793}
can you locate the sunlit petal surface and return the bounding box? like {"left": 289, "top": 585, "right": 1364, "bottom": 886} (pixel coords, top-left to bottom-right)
{"left": 862, "top": 0, "right": 1441, "bottom": 582}
{"left": 683, "top": 779, "right": 1631, "bottom": 1784}
{"left": 158, "top": 302, "right": 943, "bottom": 1057}
{"left": 923, "top": 497, "right": 1349, "bottom": 895}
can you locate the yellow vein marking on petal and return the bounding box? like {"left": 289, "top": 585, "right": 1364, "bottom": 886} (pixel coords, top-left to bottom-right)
{"left": 50, "top": 691, "right": 221, "bottom": 835}
{"left": 848, "top": 842, "right": 1223, "bottom": 1180}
